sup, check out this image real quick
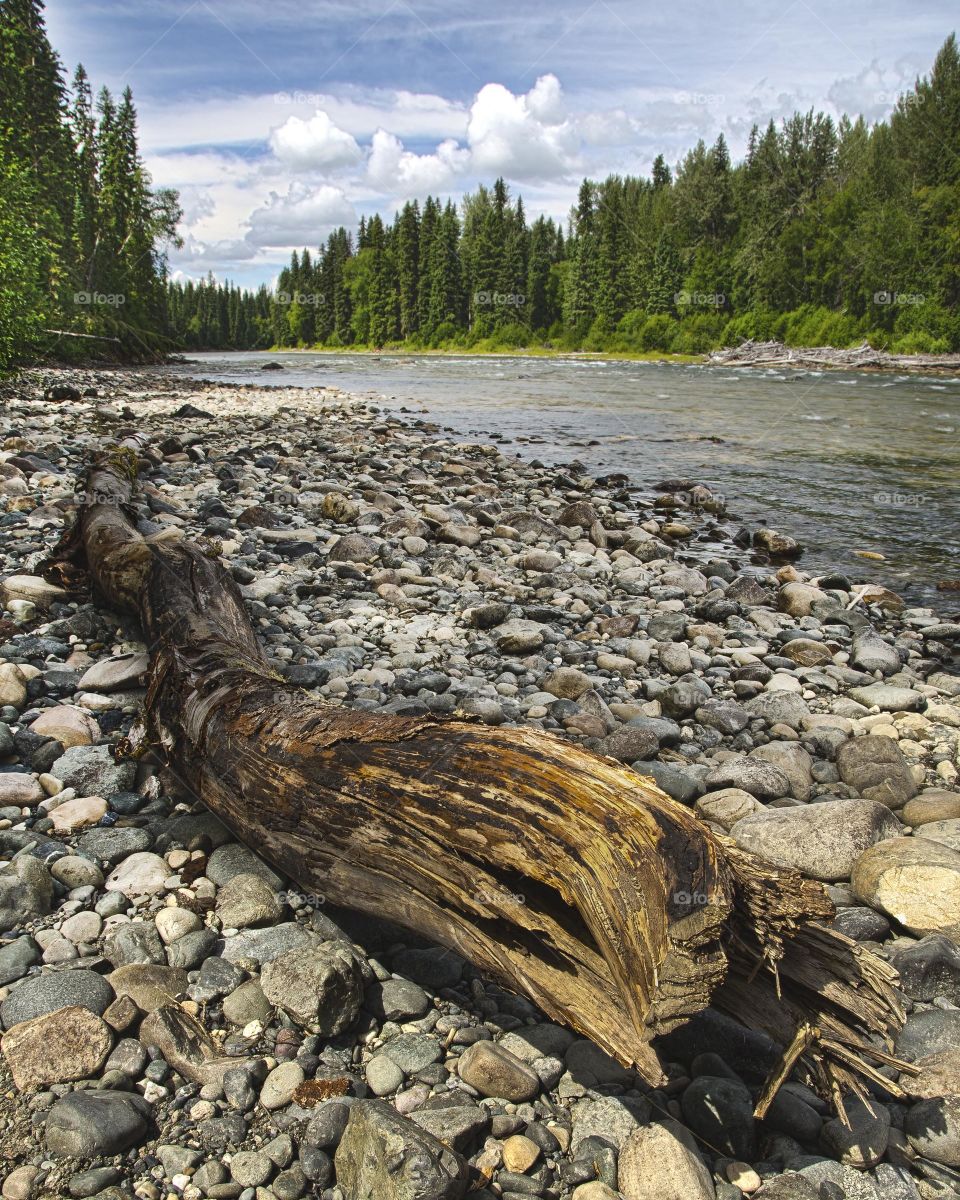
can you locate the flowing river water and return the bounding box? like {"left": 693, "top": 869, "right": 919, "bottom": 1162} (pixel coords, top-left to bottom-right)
{"left": 168, "top": 350, "right": 960, "bottom": 607}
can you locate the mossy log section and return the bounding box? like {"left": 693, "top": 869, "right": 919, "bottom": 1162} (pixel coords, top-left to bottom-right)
{"left": 44, "top": 435, "right": 910, "bottom": 1112}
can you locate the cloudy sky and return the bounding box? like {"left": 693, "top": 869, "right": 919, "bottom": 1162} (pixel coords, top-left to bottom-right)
{"left": 45, "top": 0, "right": 954, "bottom": 288}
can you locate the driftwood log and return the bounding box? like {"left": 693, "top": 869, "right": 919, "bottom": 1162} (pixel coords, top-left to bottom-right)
{"left": 708, "top": 338, "right": 960, "bottom": 372}
{"left": 43, "top": 435, "right": 911, "bottom": 1115}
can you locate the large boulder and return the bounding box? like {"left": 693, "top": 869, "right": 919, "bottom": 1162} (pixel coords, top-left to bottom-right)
{"left": 45, "top": 1090, "right": 151, "bottom": 1158}
{"left": 1, "top": 968, "right": 113, "bottom": 1030}
{"left": 618, "top": 1119, "right": 715, "bottom": 1200}
{"left": 0, "top": 856, "right": 52, "bottom": 933}
{"left": 334, "top": 1100, "right": 468, "bottom": 1200}
{"left": 729, "top": 799, "right": 901, "bottom": 882}
{"left": 261, "top": 940, "right": 365, "bottom": 1034}
{"left": 1, "top": 1006, "right": 113, "bottom": 1089}
{"left": 836, "top": 735, "right": 918, "bottom": 807}
{"left": 852, "top": 838, "right": 960, "bottom": 936}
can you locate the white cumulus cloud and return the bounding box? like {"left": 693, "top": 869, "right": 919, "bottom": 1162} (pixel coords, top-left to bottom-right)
{"left": 366, "top": 129, "right": 469, "bottom": 194}
{"left": 468, "top": 75, "right": 580, "bottom": 181}
{"left": 269, "top": 109, "right": 363, "bottom": 169}
{"left": 246, "top": 182, "right": 356, "bottom": 248}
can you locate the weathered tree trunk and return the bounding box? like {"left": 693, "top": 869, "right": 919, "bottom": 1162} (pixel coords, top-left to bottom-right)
{"left": 44, "top": 438, "right": 910, "bottom": 1110}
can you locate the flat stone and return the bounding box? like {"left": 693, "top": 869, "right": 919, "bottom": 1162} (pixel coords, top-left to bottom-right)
{"left": 49, "top": 794, "right": 107, "bottom": 834}
{"left": 380, "top": 1032, "right": 442, "bottom": 1074}
{"left": 206, "top": 842, "right": 284, "bottom": 889}
{"left": 222, "top": 978, "right": 271, "bottom": 1025}
{"left": 76, "top": 826, "right": 151, "bottom": 865}
{"left": 847, "top": 684, "right": 924, "bottom": 713}
{"left": 215, "top": 871, "right": 283, "bottom": 928}
{"left": 335, "top": 1099, "right": 468, "bottom": 1200}
{"left": 780, "top": 638, "right": 833, "bottom": 667}
{"left": 367, "top": 978, "right": 431, "bottom": 1022}
{"left": 543, "top": 668, "right": 592, "bottom": 700}
{"left": 0, "top": 663, "right": 28, "bottom": 708}
{"left": 0, "top": 968, "right": 113, "bottom": 1030}
{"left": 750, "top": 741, "right": 813, "bottom": 801}
{"left": 598, "top": 725, "right": 659, "bottom": 762}
{"left": 104, "top": 851, "right": 170, "bottom": 897}
{"left": 220, "top": 921, "right": 312, "bottom": 965}
{"left": 108, "top": 963, "right": 188, "bottom": 1012}
{"left": 852, "top": 631, "right": 901, "bottom": 675}
{"left": 260, "top": 1061, "right": 305, "bottom": 1110}
{"left": 155, "top": 906, "right": 202, "bottom": 945}
{"left": 410, "top": 1105, "right": 489, "bottom": 1154}
{"left": 915, "top": 818, "right": 960, "bottom": 854}
{"left": 895, "top": 1008, "right": 960, "bottom": 1063}
{"left": 77, "top": 653, "right": 149, "bottom": 692}
{"left": 695, "top": 789, "right": 764, "bottom": 830}
{"left": 501, "top": 1133, "right": 541, "bottom": 1173}
{"left": 365, "top": 1053, "right": 405, "bottom": 1096}
{"left": 29, "top": 705, "right": 99, "bottom": 748}
{"left": 1, "top": 574, "right": 67, "bottom": 609}
{"left": 852, "top": 837, "right": 960, "bottom": 936}
{"left": 903, "top": 790, "right": 960, "bottom": 826}
{"left": 230, "top": 1150, "right": 273, "bottom": 1188}
{"left": 494, "top": 619, "right": 546, "bottom": 654}
{"left": 1, "top": 1005, "right": 113, "bottom": 1089}
{"left": 0, "top": 773, "right": 45, "bottom": 807}
{"left": 743, "top": 691, "right": 810, "bottom": 730}
{"left": 730, "top": 799, "right": 901, "bottom": 882}
{"left": 704, "top": 756, "right": 791, "bottom": 800}
{"left": 50, "top": 855, "right": 103, "bottom": 889}
{"left": 565, "top": 1038, "right": 634, "bottom": 1086}
{"left": 103, "top": 920, "right": 166, "bottom": 967}
{"left": 45, "top": 1090, "right": 151, "bottom": 1158}
{"left": 457, "top": 1040, "right": 540, "bottom": 1101}
{"left": 50, "top": 744, "right": 135, "bottom": 796}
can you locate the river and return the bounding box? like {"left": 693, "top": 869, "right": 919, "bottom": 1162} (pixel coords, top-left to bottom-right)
{"left": 167, "top": 350, "right": 960, "bottom": 607}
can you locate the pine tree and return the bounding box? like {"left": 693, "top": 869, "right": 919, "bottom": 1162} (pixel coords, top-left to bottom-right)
{"left": 396, "top": 200, "right": 420, "bottom": 339}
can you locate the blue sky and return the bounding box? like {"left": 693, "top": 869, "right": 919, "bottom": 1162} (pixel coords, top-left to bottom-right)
{"left": 45, "top": 0, "right": 956, "bottom": 287}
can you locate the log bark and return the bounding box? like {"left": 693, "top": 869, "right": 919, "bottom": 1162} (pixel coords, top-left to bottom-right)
{"left": 43, "top": 437, "right": 911, "bottom": 1109}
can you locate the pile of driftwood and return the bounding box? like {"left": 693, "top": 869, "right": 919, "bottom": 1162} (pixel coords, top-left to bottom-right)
{"left": 42, "top": 434, "right": 913, "bottom": 1119}
{"left": 709, "top": 339, "right": 960, "bottom": 372}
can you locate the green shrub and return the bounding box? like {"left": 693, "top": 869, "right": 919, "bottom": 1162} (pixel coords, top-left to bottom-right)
{"left": 636, "top": 314, "right": 679, "bottom": 351}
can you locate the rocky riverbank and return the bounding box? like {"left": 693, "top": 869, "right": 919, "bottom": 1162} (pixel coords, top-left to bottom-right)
{"left": 0, "top": 366, "right": 958, "bottom": 1200}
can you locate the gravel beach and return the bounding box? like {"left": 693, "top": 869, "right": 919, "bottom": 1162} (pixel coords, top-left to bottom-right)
{"left": 0, "top": 366, "right": 959, "bottom": 1200}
